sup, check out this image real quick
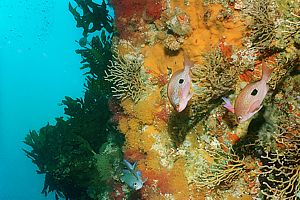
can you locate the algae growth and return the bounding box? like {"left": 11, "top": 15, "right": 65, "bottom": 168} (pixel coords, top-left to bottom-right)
{"left": 24, "top": 0, "right": 299, "bottom": 199}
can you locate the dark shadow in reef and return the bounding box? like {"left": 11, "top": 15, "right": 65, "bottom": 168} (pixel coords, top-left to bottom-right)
{"left": 167, "top": 97, "right": 225, "bottom": 147}
{"left": 257, "top": 47, "right": 284, "bottom": 60}
{"left": 232, "top": 107, "right": 266, "bottom": 158}
{"left": 167, "top": 106, "right": 191, "bottom": 147}
{"left": 128, "top": 190, "right": 142, "bottom": 200}
{"left": 164, "top": 47, "right": 180, "bottom": 57}
{"left": 189, "top": 97, "right": 230, "bottom": 128}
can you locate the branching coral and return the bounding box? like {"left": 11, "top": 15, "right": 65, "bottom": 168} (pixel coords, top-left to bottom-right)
{"left": 24, "top": 0, "right": 300, "bottom": 198}
{"left": 243, "top": 0, "right": 278, "bottom": 50}
{"left": 259, "top": 126, "right": 300, "bottom": 199}
{"left": 249, "top": 73, "right": 300, "bottom": 199}
{"left": 241, "top": 1, "right": 299, "bottom": 74}
{"left": 192, "top": 46, "right": 239, "bottom": 102}
{"left": 196, "top": 147, "right": 247, "bottom": 189}
{"left": 277, "top": 12, "right": 300, "bottom": 48}
{"left": 274, "top": 0, "right": 300, "bottom": 49}
{"left": 104, "top": 49, "right": 146, "bottom": 102}
{"left": 203, "top": 0, "right": 234, "bottom": 20}
{"left": 190, "top": 46, "right": 239, "bottom": 122}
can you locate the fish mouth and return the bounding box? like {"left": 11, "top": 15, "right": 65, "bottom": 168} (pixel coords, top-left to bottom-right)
{"left": 176, "top": 106, "right": 184, "bottom": 112}
{"left": 176, "top": 108, "right": 183, "bottom": 112}
{"left": 175, "top": 104, "right": 181, "bottom": 112}
{"left": 176, "top": 102, "right": 188, "bottom": 112}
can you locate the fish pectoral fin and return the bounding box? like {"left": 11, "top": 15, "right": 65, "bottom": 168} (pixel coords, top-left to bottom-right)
{"left": 136, "top": 170, "right": 142, "bottom": 177}
{"left": 143, "top": 177, "right": 148, "bottom": 183}
{"left": 132, "top": 162, "right": 138, "bottom": 170}
{"left": 249, "top": 100, "right": 262, "bottom": 114}
{"left": 187, "top": 92, "right": 193, "bottom": 101}
{"left": 251, "top": 105, "right": 263, "bottom": 115}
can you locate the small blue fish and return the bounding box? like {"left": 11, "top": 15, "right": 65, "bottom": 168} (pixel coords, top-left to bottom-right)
{"left": 120, "top": 160, "right": 147, "bottom": 190}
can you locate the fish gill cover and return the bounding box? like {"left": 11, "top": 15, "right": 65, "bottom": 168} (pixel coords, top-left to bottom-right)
{"left": 24, "top": 0, "right": 300, "bottom": 199}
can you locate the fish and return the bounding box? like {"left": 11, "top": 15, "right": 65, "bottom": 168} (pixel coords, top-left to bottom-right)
{"left": 120, "top": 159, "right": 147, "bottom": 190}
{"left": 222, "top": 61, "right": 273, "bottom": 123}
{"left": 167, "top": 56, "right": 193, "bottom": 112}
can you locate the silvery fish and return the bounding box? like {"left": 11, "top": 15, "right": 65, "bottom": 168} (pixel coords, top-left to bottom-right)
{"left": 223, "top": 61, "right": 273, "bottom": 123}
{"left": 120, "top": 159, "right": 147, "bottom": 190}
{"left": 167, "top": 56, "right": 193, "bottom": 112}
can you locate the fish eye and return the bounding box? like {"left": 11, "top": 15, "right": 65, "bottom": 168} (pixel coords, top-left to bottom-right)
{"left": 238, "top": 116, "right": 243, "bottom": 121}
{"left": 251, "top": 88, "right": 258, "bottom": 96}
{"left": 179, "top": 79, "right": 184, "bottom": 84}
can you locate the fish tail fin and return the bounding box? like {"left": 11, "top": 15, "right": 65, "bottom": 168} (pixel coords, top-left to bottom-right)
{"left": 183, "top": 54, "right": 193, "bottom": 71}
{"left": 261, "top": 61, "right": 273, "bottom": 82}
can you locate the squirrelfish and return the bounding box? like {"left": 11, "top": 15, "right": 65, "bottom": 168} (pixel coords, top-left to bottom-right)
{"left": 223, "top": 61, "right": 273, "bottom": 123}
{"left": 120, "top": 159, "right": 147, "bottom": 190}
{"left": 167, "top": 56, "right": 193, "bottom": 112}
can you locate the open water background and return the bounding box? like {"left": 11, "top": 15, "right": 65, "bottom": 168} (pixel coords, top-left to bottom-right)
{"left": 0, "top": 0, "right": 87, "bottom": 199}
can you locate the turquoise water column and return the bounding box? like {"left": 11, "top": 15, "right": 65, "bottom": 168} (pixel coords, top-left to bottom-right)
{"left": 0, "top": 0, "right": 85, "bottom": 199}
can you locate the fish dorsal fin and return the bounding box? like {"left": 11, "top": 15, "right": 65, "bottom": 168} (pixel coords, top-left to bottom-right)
{"left": 249, "top": 100, "right": 262, "bottom": 113}
{"left": 124, "top": 159, "right": 134, "bottom": 170}
{"left": 132, "top": 162, "right": 137, "bottom": 170}
{"left": 183, "top": 54, "right": 193, "bottom": 71}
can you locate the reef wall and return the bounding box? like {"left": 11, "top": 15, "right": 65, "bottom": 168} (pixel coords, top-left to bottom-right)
{"left": 24, "top": 0, "right": 299, "bottom": 199}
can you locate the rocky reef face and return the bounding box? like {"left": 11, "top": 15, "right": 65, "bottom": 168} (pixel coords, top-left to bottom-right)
{"left": 24, "top": 0, "right": 299, "bottom": 199}
{"left": 108, "top": 0, "right": 299, "bottom": 199}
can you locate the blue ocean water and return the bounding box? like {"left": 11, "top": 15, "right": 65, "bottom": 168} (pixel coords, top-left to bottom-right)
{"left": 0, "top": 0, "right": 87, "bottom": 199}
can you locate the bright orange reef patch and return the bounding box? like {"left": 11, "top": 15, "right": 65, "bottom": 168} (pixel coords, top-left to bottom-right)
{"left": 116, "top": 0, "right": 246, "bottom": 198}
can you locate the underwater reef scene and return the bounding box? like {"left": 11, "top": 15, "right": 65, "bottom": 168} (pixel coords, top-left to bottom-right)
{"left": 23, "top": 0, "right": 300, "bottom": 199}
